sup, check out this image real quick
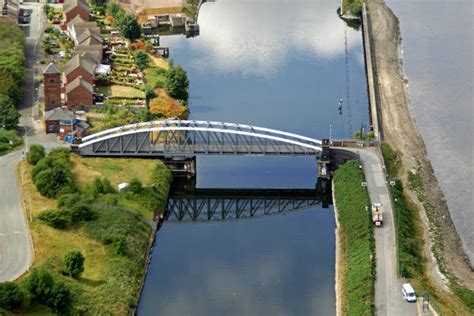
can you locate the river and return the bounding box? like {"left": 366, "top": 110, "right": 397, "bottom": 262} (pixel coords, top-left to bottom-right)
{"left": 138, "top": 0, "right": 369, "bottom": 314}
{"left": 386, "top": 0, "right": 474, "bottom": 264}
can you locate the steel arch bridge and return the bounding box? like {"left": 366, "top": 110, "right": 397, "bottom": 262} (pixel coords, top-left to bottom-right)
{"left": 77, "top": 120, "right": 322, "bottom": 157}
{"left": 164, "top": 189, "right": 323, "bottom": 223}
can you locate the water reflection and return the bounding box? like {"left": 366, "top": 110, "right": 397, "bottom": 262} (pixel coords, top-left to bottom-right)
{"left": 165, "top": 185, "right": 330, "bottom": 223}
{"left": 165, "top": 0, "right": 363, "bottom": 77}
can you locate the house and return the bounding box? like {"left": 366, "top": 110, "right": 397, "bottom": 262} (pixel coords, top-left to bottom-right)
{"left": 71, "top": 44, "right": 103, "bottom": 63}
{"left": 76, "top": 28, "right": 102, "bottom": 46}
{"left": 44, "top": 107, "right": 75, "bottom": 139}
{"left": 63, "top": 0, "right": 89, "bottom": 23}
{"left": 1, "top": 0, "right": 18, "bottom": 22}
{"left": 65, "top": 77, "right": 93, "bottom": 109}
{"left": 64, "top": 53, "right": 97, "bottom": 84}
{"left": 44, "top": 107, "right": 89, "bottom": 140}
{"left": 43, "top": 62, "right": 62, "bottom": 111}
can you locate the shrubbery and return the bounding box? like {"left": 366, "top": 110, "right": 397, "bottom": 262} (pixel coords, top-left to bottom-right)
{"left": 26, "top": 144, "right": 45, "bottom": 165}
{"left": 0, "top": 128, "right": 22, "bottom": 155}
{"left": 164, "top": 65, "right": 189, "bottom": 103}
{"left": 0, "top": 282, "right": 24, "bottom": 311}
{"left": 63, "top": 251, "right": 85, "bottom": 278}
{"left": 37, "top": 209, "right": 70, "bottom": 229}
{"left": 26, "top": 268, "right": 70, "bottom": 314}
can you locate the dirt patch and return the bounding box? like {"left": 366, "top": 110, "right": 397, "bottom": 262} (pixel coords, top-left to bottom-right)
{"left": 118, "top": 0, "right": 183, "bottom": 15}
{"left": 366, "top": 0, "right": 474, "bottom": 290}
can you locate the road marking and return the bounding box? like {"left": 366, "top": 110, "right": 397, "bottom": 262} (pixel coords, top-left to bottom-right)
{"left": 13, "top": 231, "right": 23, "bottom": 234}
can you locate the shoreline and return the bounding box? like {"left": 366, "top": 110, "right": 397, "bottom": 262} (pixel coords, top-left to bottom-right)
{"left": 332, "top": 181, "right": 343, "bottom": 316}
{"left": 366, "top": 0, "right": 473, "bottom": 301}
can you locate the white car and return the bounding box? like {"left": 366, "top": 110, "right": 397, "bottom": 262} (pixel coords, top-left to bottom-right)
{"left": 402, "top": 283, "right": 417, "bottom": 302}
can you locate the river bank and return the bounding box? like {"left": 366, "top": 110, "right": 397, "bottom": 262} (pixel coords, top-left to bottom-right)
{"left": 332, "top": 161, "right": 375, "bottom": 315}
{"left": 365, "top": 0, "right": 473, "bottom": 311}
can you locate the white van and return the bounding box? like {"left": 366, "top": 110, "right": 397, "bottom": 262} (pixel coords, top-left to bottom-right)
{"left": 402, "top": 283, "right": 417, "bottom": 302}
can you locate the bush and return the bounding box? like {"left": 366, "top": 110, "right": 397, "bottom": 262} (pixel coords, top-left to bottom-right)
{"left": 37, "top": 209, "right": 70, "bottom": 229}
{"left": 25, "top": 268, "right": 71, "bottom": 313}
{"left": 127, "top": 177, "right": 143, "bottom": 194}
{"left": 133, "top": 50, "right": 149, "bottom": 71}
{"left": 0, "top": 95, "right": 20, "bottom": 130}
{"left": 112, "top": 235, "right": 127, "bottom": 255}
{"left": 70, "top": 203, "right": 97, "bottom": 223}
{"left": 381, "top": 142, "right": 402, "bottom": 178}
{"left": 26, "top": 144, "right": 45, "bottom": 165}
{"left": 63, "top": 250, "right": 85, "bottom": 278}
{"left": 164, "top": 65, "right": 189, "bottom": 102}
{"left": 0, "top": 282, "right": 24, "bottom": 311}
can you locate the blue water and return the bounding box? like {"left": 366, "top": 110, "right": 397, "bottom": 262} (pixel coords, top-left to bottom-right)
{"left": 139, "top": 0, "right": 369, "bottom": 314}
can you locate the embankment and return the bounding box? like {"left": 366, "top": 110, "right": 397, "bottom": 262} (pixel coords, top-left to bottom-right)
{"left": 363, "top": 0, "right": 474, "bottom": 311}
{"left": 332, "top": 161, "right": 375, "bottom": 315}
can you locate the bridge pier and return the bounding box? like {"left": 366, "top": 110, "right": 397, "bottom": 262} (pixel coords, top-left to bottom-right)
{"left": 317, "top": 139, "right": 331, "bottom": 179}
{"left": 163, "top": 157, "right": 196, "bottom": 178}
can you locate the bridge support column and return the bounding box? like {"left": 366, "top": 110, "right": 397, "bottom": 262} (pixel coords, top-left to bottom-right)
{"left": 317, "top": 139, "right": 331, "bottom": 179}
{"left": 163, "top": 157, "right": 196, "bottom": 178}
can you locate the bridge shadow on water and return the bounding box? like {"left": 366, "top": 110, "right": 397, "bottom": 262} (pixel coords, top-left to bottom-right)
{"left": 163, "top": 178, "right": 332, "bottom": 224}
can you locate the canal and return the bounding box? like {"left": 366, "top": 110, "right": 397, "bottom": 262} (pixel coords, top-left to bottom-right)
{"left": 138, "top": 0, "right": 369, "bottom": 314}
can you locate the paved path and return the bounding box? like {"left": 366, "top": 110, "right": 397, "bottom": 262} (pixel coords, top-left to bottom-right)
{"left": 342, "top": 147, "right": 417, "bottom": 316}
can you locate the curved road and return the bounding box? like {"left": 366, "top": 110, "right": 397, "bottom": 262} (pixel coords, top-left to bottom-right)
{"left": 0, "top": 151, "right": 32, "bottom": 281}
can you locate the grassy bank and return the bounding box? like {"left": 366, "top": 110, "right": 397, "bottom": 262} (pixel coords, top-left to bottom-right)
{"left": 10, "top": 151, "right": 172, "bottom": 314}
{"left": 381, "top": 142, "right": 473, "bottom": 314}
{"left": 333, "top": 161, "right": 375, "bottom": 315}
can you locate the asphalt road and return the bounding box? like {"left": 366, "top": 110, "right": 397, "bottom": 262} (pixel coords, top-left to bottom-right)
{"left": 0, "top": 1, "right": 51, "bottom": 282}
{"left": 347, "top": 147, "right": 418, "bottom": 316}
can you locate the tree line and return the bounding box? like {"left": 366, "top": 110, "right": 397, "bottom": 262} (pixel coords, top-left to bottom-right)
{"left": 0, "top": 20, "right": 24, "bottom": 130}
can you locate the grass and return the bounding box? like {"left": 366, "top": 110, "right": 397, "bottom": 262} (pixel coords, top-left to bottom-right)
{"left": 97, "top": 85, "right": 145, "bottom": 99}
{"left": 0, "top": 128, "right": 23, "bottom": 156}
{"left": 333, "top": 161, "right": 374, "bottom": 315}
{"left": 381, "top": 142, "right": 402, "bottom": 179}
{"left": 15, "top": 153, "right": 172, "bottom": 314}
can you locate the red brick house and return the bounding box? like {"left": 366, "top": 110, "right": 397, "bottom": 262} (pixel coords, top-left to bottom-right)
{"left": 63, "top": 0, "right": 89, "bottom": 23}
{"left": 43, "top": 63, "right": 62, "bottom": 111}
{"left": 65, "top": 77, "right": 93, "bottom": 109}
{"left": 64, "top": 53, "right": 97, "bottom": 84}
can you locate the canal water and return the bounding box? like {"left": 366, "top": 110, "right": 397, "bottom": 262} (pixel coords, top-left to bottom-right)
{"left": 385, "top": 0, "right": 474, "bottom": 264}
{"left": 138, "top": 0, "right": 369, "bottom": 314}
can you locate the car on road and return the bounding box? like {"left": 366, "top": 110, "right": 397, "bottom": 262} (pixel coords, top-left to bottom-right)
{"left": 402, "top": 283, "right": 417, "bottom": 302}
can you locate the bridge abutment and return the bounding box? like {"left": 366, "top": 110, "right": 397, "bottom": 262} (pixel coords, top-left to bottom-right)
{"left": 163, "top": 157, "right": 197, "bottom": 178}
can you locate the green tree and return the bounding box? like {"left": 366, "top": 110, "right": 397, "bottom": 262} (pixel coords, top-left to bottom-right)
{"left": 26, "top": 268, "right": 55, "bottom": 302}
{"left": 118, "top": 14, "right": 142, "bottom": 41}
{"left": 26, "top": 144, "right": 46, "bottom": 165}
{"left": 106, "top": 1, "right": 121, "bottom": 17}
{"left": 48, "top": 282, "right": 70, "bottom": 313}
{"left": 133, "top": 50, "right": 149, "bottom": 71}
{"left": 0, "top": 70, "right": 22, "bottom": 101}
{"left": 0, "top": 95, "right": 20, "bottom": 130}
{"left": 164, "top": 65, "right": 189, "bottom": 102}
{"left": 63, "top": 250, "right": 85, "bottom": 278}
{"left": 33, "top": 165, "right": 75, "bottom": 198}
{"left": 0, "top": 282, "right": 24, "bottom": 311}
{"left": 127, "top": 177, "right": 143, "bottom": 194}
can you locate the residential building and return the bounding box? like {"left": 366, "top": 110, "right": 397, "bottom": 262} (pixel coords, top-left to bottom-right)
{"left": 65, "top": 77, "right": 93, "bottom": 109}
{"left": 63, "top": 0, "right": 89, "bottom": 23}
{"left": 1, "top": 0, "right": 18, "bottom": 22}
{"left": 64, "top": 53, "right": 97, "bottom": 84}
{"left": 43, "top": 63, "right": 62, "bottom": 111}
{"left": 71, "top": 44, "right": 103, "bottom": 63}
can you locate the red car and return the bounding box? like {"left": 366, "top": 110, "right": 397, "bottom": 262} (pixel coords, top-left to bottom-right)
{"left": 52, "top": 19, "right": 61, "bottom": 25}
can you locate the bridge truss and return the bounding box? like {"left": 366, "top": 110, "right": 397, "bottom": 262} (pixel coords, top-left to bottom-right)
{"left": 164, "top": 189, "right": 322, "bottom": 223}
{"left": 77, "top": 120, "right": 322, "bottom": 157}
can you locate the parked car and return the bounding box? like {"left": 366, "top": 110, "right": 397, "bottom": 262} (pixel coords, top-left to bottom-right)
{"left": 52, "top": 19, "right": 61, "bottom": 25}
{"left": 402, "top": 283, "right": 417, "bottom": 302}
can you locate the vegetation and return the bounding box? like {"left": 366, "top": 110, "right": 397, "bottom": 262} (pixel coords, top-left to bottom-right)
{"left": 381, "top": 142, "right": 402, "bottom": 178}
{"left": 164, "top": 64, "right": 190, "bottom": 103}
{"left": 26, "top": 144, "right": 46, "bottom": 166}
{"left": 107, "top": 1, "right": 142, "bottom": 41}
{"left": 32, "top": 148, "right": 76, "bottom": 198}
{"left": 63, "top": 251, "right": 85, "bottom": 279}
{"left": 341, "top": 0, "right": 363, "bottom": 16}
{"left": 16, "top": 152, "right": 172, "bottom": 314}
{"left": 333, "top": 161, "right": 374, "bottom": 315}
{"left": 0, "top": 95, "right": 20, "bottom": 130}
{"left": 26, "top": 268, "right": 71, "bottom": 314}
{"left": 133, "top": 50, "right": 150, "bottom": 71}
{"left": 0, "top": 282, "right": 24, "bottom": 312}
{"left": 0, "top": 128, "right": 22, "bottom": 156}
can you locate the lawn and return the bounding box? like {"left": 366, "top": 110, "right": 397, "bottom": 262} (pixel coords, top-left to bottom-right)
{"left": 98, "top": 85, "right": 145, "bottom": 99}
{"left": 15, "top": 153, "right": 172, "bottom": 314}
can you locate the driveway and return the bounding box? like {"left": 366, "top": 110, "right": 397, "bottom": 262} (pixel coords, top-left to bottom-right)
{"left": 341, "top": 147, "right": 418, "bottom": 316}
